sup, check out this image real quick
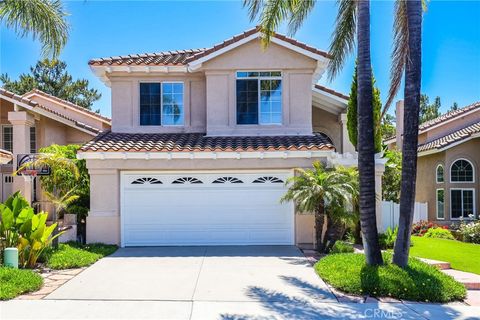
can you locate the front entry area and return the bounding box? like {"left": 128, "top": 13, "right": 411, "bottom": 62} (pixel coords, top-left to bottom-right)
{"left": 120, "top": 171, "right": 294, "bottom": 247}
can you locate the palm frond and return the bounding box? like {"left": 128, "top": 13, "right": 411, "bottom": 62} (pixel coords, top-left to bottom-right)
{"left": 287, "top": 0, "right": 315, "bottom": 35}
{"left": 382, "top": 0, "right": 408, "bottom": 119}
{"left": 327, "top": 0, "right": 357, "bottom": 81}
{"left": 0, "top": 0, "right": 69, "bottom": 58}
{"left": 244, "top": 0, "right": 265, "bottom": 21}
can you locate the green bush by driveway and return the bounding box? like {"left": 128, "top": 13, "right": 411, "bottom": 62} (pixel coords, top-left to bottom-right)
{"left": 0, "top": 267, "right": 43, "bottom": 300}
{"left": 410, "top": 236, "right": 480, "bottom": 274}
{"left": 45, "top": 242, "right": 118, "bottom": 270}
{"left": 315, "top": 253, "right": 466, "bottom": 303}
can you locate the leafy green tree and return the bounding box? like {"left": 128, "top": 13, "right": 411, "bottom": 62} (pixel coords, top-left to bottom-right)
{"left": 449, "top": 102, "right": 459, "bottom": 112}
{"left": 382, "top": 114, "right": 396, "bottom": 140}
{"left": 419, "top": 94, "right": 441, "bottom": 123}
{"left": 1, "top": 59, "right": 101, "bottom": 110}
{"left": 347, "top": 63, "right": 383, "bottom": 152}
{"left": 244, "top": 0, "right": 384, "bottom": 265}
{"left": 0, "top": 0, "right": 69, "bottom": 58}
{"left": 382, "top": 150, "right": 402, "bottom": 202}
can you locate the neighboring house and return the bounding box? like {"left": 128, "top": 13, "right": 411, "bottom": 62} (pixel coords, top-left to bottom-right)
{"left": 385, "top": 100, "right": 480, "bottom": 224}
{"left": 78, "top": 27, "right": 385, "bottom": 248}
{"left": 0, "top": 88, "right": 111, "bottom": 204}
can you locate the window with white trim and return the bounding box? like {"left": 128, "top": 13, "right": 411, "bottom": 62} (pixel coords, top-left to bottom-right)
{"left": 451, "top": 189, "right": 475, "bottom": 219}
{"left": 30, "top": 127, "right": 36, "bottom": 154}
{"left": 140, "top": 82, "right": 184, "bottom": 126}
{"left": 451, "top": 159, "right": 474, "bottom": 182}
{"left": 2, "top": 125, "right": 12, "bottom": 153}
{"left": 436, "top": 165, "right": 444, "bottom": 183}
{"left": 236, "top": 71, "right": 282, "bottom": 125}
{"left": 436, "top": 189, "right": 445, "bottom": 219}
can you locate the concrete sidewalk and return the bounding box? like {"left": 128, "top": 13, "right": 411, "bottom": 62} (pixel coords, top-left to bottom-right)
{"left": 1, "top": 299, "right": 479, "bottom": 319}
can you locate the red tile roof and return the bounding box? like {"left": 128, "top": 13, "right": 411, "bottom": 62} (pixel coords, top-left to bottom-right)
{"left": 0, "top": 88, "right": 103, "bottom": 135}
{"left": 314, "top": 84, "right": 349, "bottom": 100}
{"left": 418, "top": 121, "right": 480, "bottom": 153}
{"left": 0, "top": 148, "right": 12, "bottom": 162}
{"left": 88, "top": 27, "right": 331, "bottom": 67}
{"left": 24, "top": 89, "right": 111, "bottom": 123}
{"left": 79, "top": 131, "right": 335, "bottom": 153}
{"left": 418, "top": 101, "right": 480, "bottom": 131}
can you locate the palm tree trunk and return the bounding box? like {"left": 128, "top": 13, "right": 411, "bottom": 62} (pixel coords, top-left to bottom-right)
{"left": 356, "top": 0, "right": 383, "bottom": 265}
{"left": 393, "top": 0, "right": 422, "bottom": 267}
{"left": 324, "top": 215, "right": 345, "bottom": 253}
{"left": 315, "top": 201, "right": 326, "bottom": 252}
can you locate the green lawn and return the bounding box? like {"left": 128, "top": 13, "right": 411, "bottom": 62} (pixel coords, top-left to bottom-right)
{"left": 315, "top": 252, "right": 466, "bottom": 303}
{"left": 0, "top": 267, "right": 43, "bottom": 300}
{"left": 410, "top": 236, "right": 480, "bottom": 275}
{"left": 45, "top": 242, "right": 118, "bottom": 270}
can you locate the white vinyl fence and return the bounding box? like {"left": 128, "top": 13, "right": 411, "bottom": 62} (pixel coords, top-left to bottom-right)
{"left": 380, "top": 201, "right": 428, "bottom": 233}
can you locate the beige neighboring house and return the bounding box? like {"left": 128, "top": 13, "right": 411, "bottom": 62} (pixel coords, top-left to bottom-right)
{"left": 0, "top": 88, "right": 111, "bottom": 204}
{"left": 385, "top": 100, "right": 480, "bottom": 224}
{"left": 78, "top": 27, "right": 386, "bottom": 248}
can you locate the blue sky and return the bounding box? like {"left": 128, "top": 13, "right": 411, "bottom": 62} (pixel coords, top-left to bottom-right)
{"left": 1, "top": 0, "right": 479, "bottom": 118}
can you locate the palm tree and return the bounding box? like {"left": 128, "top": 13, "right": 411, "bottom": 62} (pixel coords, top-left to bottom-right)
{"left": 281, "top": 162, "right": 357, "bottom": 253}
{"left": 244, "top": 0, "right": 383, "bottom": 264}
{"left": 15, "top": 148, "right": 79, "bottom": 247}
{"left": 0, "top": 0, "right": 69, "bottom": 58}
{"left": 387, "top": 0, "right": 423, "bottom": 267}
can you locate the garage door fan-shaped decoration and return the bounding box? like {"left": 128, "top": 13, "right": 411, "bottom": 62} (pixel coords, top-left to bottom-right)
{"left": 252, "top": 176, "right": 284, "bottom": 184}
{"left": 172, "top": 177, "right": 204, "bottom": 184}
{"left": 212, "top": 176, "right": 244, "bottom": 184}
{"left": 131, "top": 177, "right": 163, "bottom": 185}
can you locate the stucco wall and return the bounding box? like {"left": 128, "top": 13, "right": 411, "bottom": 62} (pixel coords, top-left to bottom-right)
{"left": 416, "top": 138, "right": 480, "bottom": 223}
{"left": 110, "top": 73, "right": 206, "bottom": 133}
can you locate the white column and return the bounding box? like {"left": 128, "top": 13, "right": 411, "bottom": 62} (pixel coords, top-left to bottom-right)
{"left": 339, "top": 113, "right": 356, "bottom": 154}
{"left": 8, "top": 111, "right": 34, "bottom": 203}
{"left": 375, "top": 155, "right": 387, "bottom": 232}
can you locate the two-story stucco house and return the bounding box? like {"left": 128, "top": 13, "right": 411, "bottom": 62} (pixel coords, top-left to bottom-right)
{"left": 78, "top": 28, "right": 385, "bottom": 248}
{"left": 0, "top": 88, "right": 111, "bottom": 204}
{"left": 386, "top": 100, "right": 480, "bottom": 225}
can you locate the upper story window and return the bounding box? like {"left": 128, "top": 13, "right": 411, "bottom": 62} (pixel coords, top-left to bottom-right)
{"left": 236, "top": 71, "right": 282, "bottom": 125}
{"left": 436, "top": 165, "right": 444, "bottom": 183}
{"left": 30, "top": 127, "right": 36, "bottom": 154}
{"left": 450, "top": 159, "right": 474, "bottom": 182}
{"left": 140, "top": 82, "right": 184, "bottom": 126}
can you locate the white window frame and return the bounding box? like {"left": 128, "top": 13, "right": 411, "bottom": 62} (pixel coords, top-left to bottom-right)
{"left": 449, "top": 158, "right": 475, "bottom": 183}
{"left": 235, "top": 71, "right": 282, "bottom": 125}
{"left": 436, "top": 164, "right": 444, "bottom": 183}
{"left": 450, "top": 188, "right": 476, "bottom": 220}
{"left": 139, "top": 81, "right": 184, "bottom": 127}
{"left": 436, "top": 188, "right": 445, "bottom": 220}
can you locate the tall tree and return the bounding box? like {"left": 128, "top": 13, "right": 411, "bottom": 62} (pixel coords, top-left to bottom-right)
{"left": 449, "top": 102, "right": 459, "bottom": 112}
{"left": 419, "top": 94, "right": 441, "bottom": 123}
{"left": 243, "top": 0, "right": 383, "bottom": 265}
{"left": 1, "top": 59, "right": 101, "bottom": 110}
{"left": 382, "top": 113, "right": 396, "bottom": 139}
{"left": 347, "top": 63, "right": 383, "bottom": 153}
{"left": 0, "top": 0, "right": 69, "bottom": 58}
{"left": 388, "top": 0, "right": 423, "bottom": 267}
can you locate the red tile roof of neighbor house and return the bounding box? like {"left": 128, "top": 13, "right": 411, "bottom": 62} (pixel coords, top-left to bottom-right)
{"left": 24, "top": 89, "right": 111, "bottom": 123}
{"left": 79, "top": 131, "right": 335, "bottom": 153}
{"left": 418, "top": 121, "right": 480, "bottom": 153}
{"left": 88, "top": 27, "right": 331, "bottom": 66}
{"left": 0, "top": 88, "right": 104, "bottom": 135}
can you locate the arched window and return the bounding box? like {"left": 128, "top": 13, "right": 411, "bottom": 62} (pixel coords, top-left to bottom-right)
{"left": 450, "top": 159, "right": 474, "bottom": 182}
{"left": 436, "top": 165, "right": 444, "bottom": 183}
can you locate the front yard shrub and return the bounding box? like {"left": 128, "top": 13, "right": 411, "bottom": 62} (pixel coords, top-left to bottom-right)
{"left": 411, "top": 220, "right": 446, "bottom": 236}
{"left": 45, "top": 242, "right": 117, "bottom": 269}
{"left": 0, "top": 267, "right": 43, "bottom": 300}
{"left": 331, "top": 240, "right": 354, "bottom": 253}
{"left": 315, "top": 253, "right": 466, "bottom": 303}
{"left": 424, "top": 227, "right": 455, "bottom": 240}
{"left": 459, "top": 220, "right": 480, "bottom": 244}
{"left": 378, "top": 227, "right": 397, "bottom": 249}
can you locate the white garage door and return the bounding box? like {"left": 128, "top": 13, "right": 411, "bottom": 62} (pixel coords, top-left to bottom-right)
{"left": 121, "top": 171, "right": 294, "bottom": 246}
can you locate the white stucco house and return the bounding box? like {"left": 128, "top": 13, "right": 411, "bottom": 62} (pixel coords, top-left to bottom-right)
{"left": 78, "top": 27, "right": 385, "bottom": 248}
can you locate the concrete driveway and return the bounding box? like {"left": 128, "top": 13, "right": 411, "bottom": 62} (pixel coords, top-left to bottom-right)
{"left": 46, "top": 246, "right": 336, "bottom": 303}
